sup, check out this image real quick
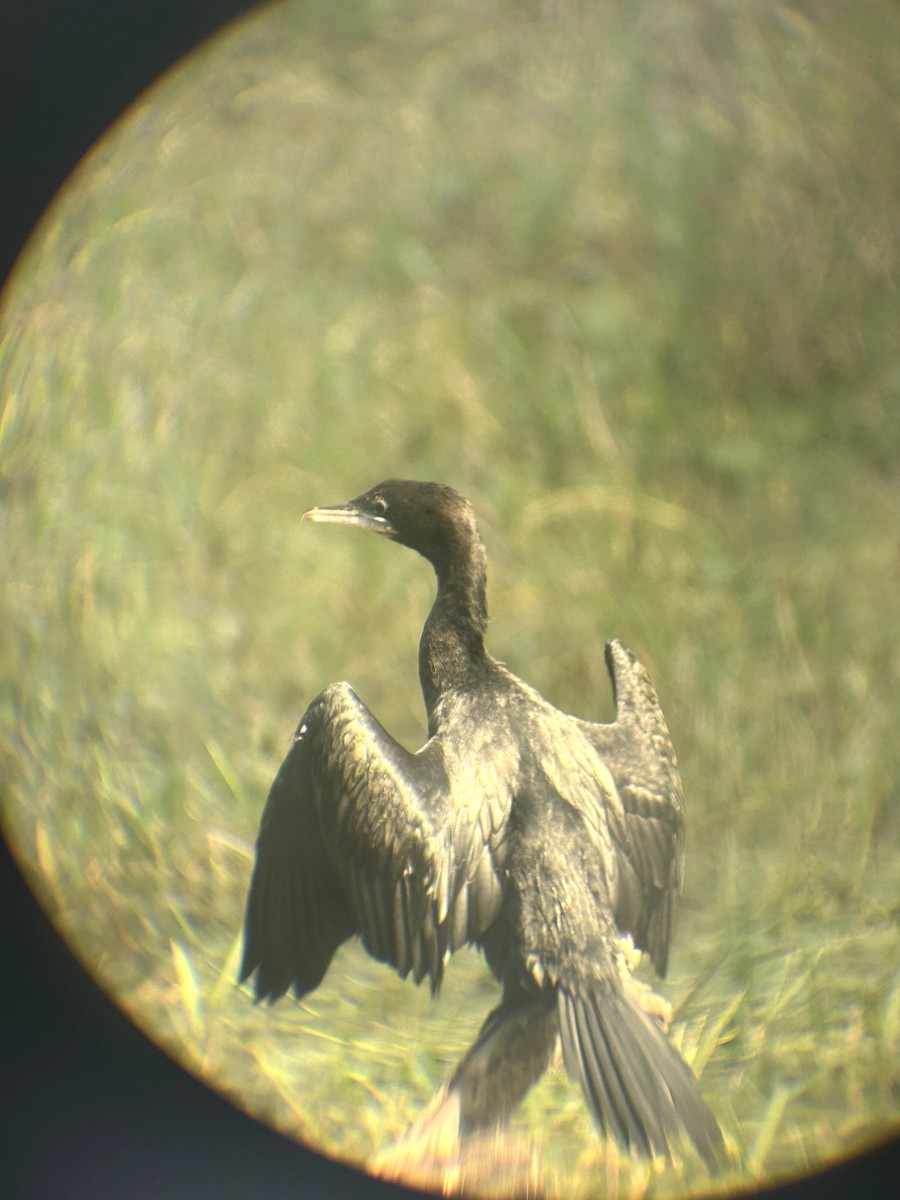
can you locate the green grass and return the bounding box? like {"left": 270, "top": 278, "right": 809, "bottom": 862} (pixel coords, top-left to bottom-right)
{"left": 1, "top": 0, "right": 898, "bottom": 1196}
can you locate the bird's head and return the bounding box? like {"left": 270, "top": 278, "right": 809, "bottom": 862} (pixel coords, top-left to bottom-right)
{"left": 303, "top": 479, "right": 481, "bottom": 571}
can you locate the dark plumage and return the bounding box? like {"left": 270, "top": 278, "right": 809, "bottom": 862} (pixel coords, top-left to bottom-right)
{"left": 240, "top": 479, "right": 723, "bottom": 1166}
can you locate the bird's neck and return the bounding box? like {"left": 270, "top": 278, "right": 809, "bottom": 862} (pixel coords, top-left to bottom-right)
{"left": 419, "top": 542, "right": 489, "bottom": 714}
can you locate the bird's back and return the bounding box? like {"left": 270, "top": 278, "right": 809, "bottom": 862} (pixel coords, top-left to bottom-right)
{"left": 433, "top": 665, "right": 625, "bottom": 992}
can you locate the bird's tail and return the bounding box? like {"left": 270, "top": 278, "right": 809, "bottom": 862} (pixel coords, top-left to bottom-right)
{"left": 558, "top": 980, "right": 724, "bottom": 1167}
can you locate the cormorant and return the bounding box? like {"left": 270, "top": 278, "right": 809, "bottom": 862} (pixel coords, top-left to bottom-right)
{"left": 240, "top": 479, "right": 724, "bottom": 1167}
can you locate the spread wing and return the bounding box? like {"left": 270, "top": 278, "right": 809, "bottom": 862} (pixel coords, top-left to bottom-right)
{"left": 240, "top": 681, "right": 504, "bottom": 1002}
{"left": 578, "top": 639, "right": 685, "bottom": 976}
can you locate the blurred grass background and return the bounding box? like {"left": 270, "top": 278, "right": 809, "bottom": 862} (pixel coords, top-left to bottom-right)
{"left": 1, "top": 0, "right": 898, "bottom": 1195}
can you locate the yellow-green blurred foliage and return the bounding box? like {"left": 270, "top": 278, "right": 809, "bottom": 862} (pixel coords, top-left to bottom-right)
{"left": 1, "top": 2, "right": 897, "bottom": 1196}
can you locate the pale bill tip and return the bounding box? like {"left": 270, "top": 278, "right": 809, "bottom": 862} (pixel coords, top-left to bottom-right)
{"left": 301, "top": 505, "right": 356, "bottom": 525}
{"left": 302, "top": 505, "right": 389, "bottom": 532}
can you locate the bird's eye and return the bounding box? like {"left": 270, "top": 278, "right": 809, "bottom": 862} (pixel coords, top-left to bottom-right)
{"left": 372, "top": 495, "right": 388, "bottom": 515}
